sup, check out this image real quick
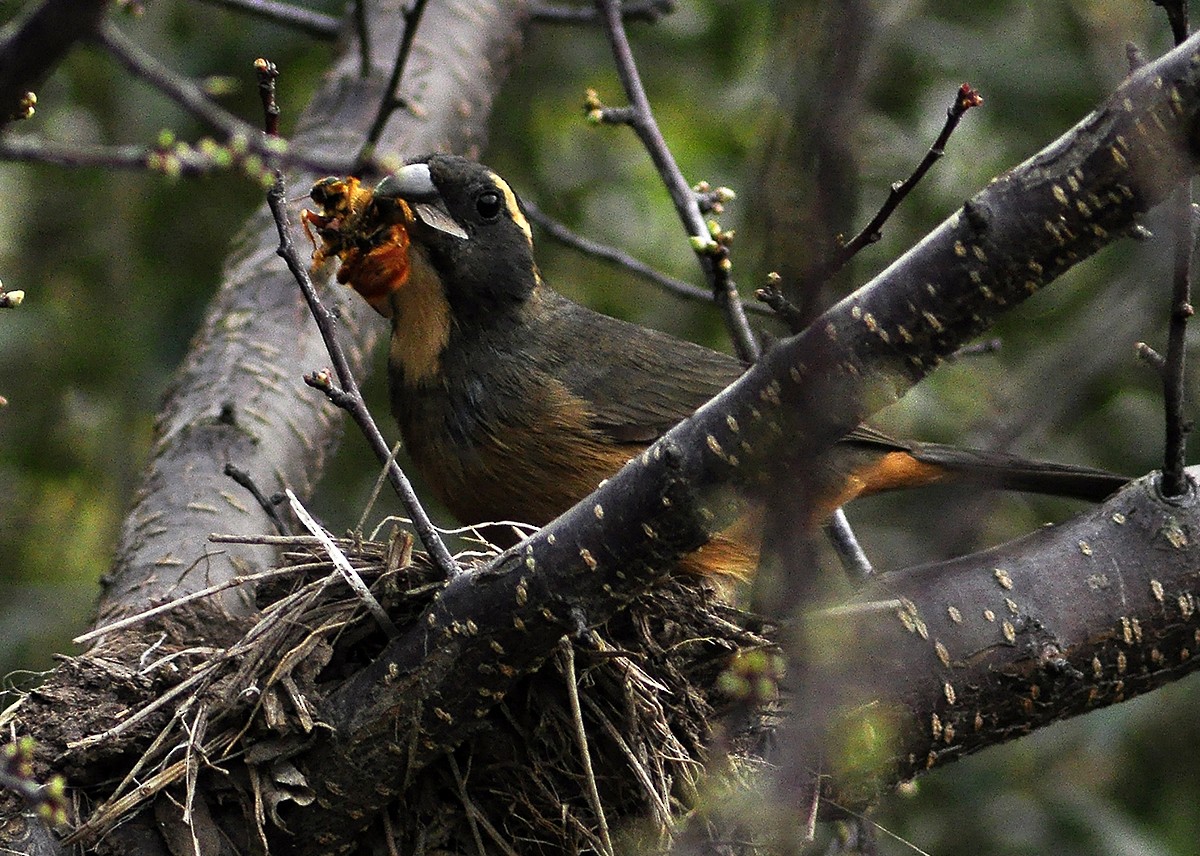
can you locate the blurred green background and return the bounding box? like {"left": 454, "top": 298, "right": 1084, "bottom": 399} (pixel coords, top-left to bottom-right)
{"left": 0, "top": 0, "right": 1195, "bottom": 852}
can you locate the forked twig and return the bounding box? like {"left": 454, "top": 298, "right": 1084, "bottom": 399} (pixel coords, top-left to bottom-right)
{"left": 822, "top": 82, "right": 984, "bottom": 279}
{"left": 592, "top": 0, "right": 760, "bottom": 363}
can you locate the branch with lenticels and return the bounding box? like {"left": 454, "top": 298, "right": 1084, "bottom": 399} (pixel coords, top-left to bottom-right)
{"left": 279, "top": 31, "right": 1200, "bottom": 852}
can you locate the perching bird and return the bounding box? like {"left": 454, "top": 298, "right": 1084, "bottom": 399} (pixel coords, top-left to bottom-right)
{"left": 303, "top": 153, "right": 1127, "bottom": 579}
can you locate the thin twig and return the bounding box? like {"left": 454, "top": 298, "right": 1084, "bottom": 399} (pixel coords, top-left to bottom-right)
{"left": 358, "top": 0, "right": 430, "bottom": 167}
{"left": 524, "top": 199, "right": 773, "bottom": 315}
{"left": 265, "top": 176, "right": 459, "bottom": 577}
{"left": 353, "top": 0, "right": 371, "bottom": 78}
{"left": 223, "top": 463, "right": 291, "bottom": 535}
{"left": 355, "top": 441, "right": 405, "bottom": 534}
{"left": 755, "top": 272, "right": 808, "bottom": 333}
{"left": 1159, "top": 7, "right": 1194, "bottom": 496}
{"left": 580, "top": 693, "right": 673, "bottom": 831}
{"left": 254, "top": 57, "right": 280, "bottom": 137}
{"left": 286, "top": 489, "right": 399, "bottom": 638}
{"left": 92, "top": 22, "right": 350, "bottom": 176}
{"left": 191, "top": 0, "right": 340, "bottom": 39}
{"left": 72, "top": 565, "right": 306, "bottom": 645}
{"left": 559, "top": 638, "right": 614, "bottom": 856}
{"left": 593, "top": 0, "right": 760, "bottom": 363}
{"left": 67, "top": 669, "right": 214, "bottom": 751}
{"left": 1137, "top": 340, "right": 1168, "bottom": 372}
{"left": 823, "top": 82, "right": 984, "bottom": 278}
{"left": 447, "top": 755, "right": 521, "bottom": 856}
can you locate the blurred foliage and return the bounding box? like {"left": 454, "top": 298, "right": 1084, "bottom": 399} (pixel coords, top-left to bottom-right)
{"left": 0, "top": 0, "right": 1198, "bottom": 852}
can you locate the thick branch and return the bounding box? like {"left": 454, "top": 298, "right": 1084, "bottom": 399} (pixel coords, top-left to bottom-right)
{"left": 801, "top": 471, "right": 1200, "bottom": 809}
{"left": 284, "top": 30, "right": 1200, "bottom": 847}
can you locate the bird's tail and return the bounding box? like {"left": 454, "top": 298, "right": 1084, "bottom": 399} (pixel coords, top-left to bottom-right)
{"left": 904, "top": 442, "right": 1130, "bottom": 502}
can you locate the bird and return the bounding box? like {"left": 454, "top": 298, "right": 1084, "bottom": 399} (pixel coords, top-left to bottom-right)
{"left": 302, "top": 153, "right": 1128, "bottom": 581}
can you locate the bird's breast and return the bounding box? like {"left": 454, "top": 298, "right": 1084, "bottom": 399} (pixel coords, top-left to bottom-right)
{"left": 393, "top": 368, "right": 635, "bottom": 530}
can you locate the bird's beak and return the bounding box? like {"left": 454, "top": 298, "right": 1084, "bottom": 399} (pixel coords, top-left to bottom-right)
{"left": 375, "top": 164, "right": 469, "bottom": 240}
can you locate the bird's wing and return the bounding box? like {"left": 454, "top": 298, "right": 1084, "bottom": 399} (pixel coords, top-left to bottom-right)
{"left": 537, "top": 292, "right": 745, "bottom": 444}
{"left": 535, "top": 290, "right": 921, "bottom": 452}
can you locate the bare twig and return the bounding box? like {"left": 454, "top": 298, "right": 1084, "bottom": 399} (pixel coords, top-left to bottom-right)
{"left": 823, "top": 82, "right": 984, "bottom": 278}
{"left": 223, "top": 463, "right": 291, "bottom": 536}
{"left": 190, "top": 0, "right": 340, "bottom": 39}
{"left": 353, "top": 0, "right": 371, "bottom": 78}
{"left": 358, "top": 0, "right": 430, "bottom": 167}
{"left": 592, "top": 0, "right": 760, "bottom": 363}
{"left": 824, "top": 509, "right": 872, "bottom": 582}
{"left": 354, "top": 441, "right": 405, "bottom": 535}
{"left": 1137, "top": 340, "right": 1168, "bottom": 372}
{"left": 559, "top": 639, "right": 614, "bottom": 856}
{"left": 264, "top": 177, "right": 459, "bottom": 578}
{"left": 524, "top": 199, "right": 773, "bottom": 316}
{"left": 286, "top": 490, "right": 399, "bottom": 638}
{"left": 756, "top": 272, "right": 808, "bottom": 333}
{"left": 72, "top": 565, "right": 305, "bottom": 645}
{"left": 1159, "top": 6, "right": 1194, "bottom": 496}
{"left": 254, "top": 57, "right": 280, "bottom": 137}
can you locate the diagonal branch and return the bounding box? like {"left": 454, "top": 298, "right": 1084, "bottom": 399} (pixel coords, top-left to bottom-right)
{"left": 593, "top": 0, "right": 760, "bottom": 363}
{"left": 190, "top": 0, "right": 341, "bottom": 39}
{"left": 282, "top": 29, "right": 1200, "bottom": 848}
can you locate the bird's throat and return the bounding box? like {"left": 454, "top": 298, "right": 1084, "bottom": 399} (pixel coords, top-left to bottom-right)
{"left": 387, "top": 243, "right": 451, "bottom": 387}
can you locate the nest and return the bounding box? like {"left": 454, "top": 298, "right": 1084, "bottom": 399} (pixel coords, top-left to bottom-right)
{"left": 8, "top": 527, "right": 779, "bottom": 854}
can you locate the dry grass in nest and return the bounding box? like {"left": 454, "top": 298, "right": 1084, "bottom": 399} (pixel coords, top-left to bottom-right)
{"left": 7, "top": 526, "right": 778, "bottom": 854}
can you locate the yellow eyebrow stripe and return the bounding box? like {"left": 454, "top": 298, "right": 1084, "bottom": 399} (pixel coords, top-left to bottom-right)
{"left": 488, "top": 171, "right": 532, "bottom": 245}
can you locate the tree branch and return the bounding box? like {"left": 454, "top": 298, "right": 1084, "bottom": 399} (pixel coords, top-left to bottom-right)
{"left": 784, "top": 471, "right": 1200, "bottom": 817}
{"left": 592, "top": 0, "right": 760, "bottom": 363}
{"left": 281, "top": 29, "right": 1200, "bottom": 847}
{"left": 190, "top": 0, "right": 341, "bottom": 40}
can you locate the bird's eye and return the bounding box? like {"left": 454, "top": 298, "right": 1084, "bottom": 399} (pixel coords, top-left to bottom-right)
{"left": 476, "top": 190, "right": 503, "bottom": 221}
